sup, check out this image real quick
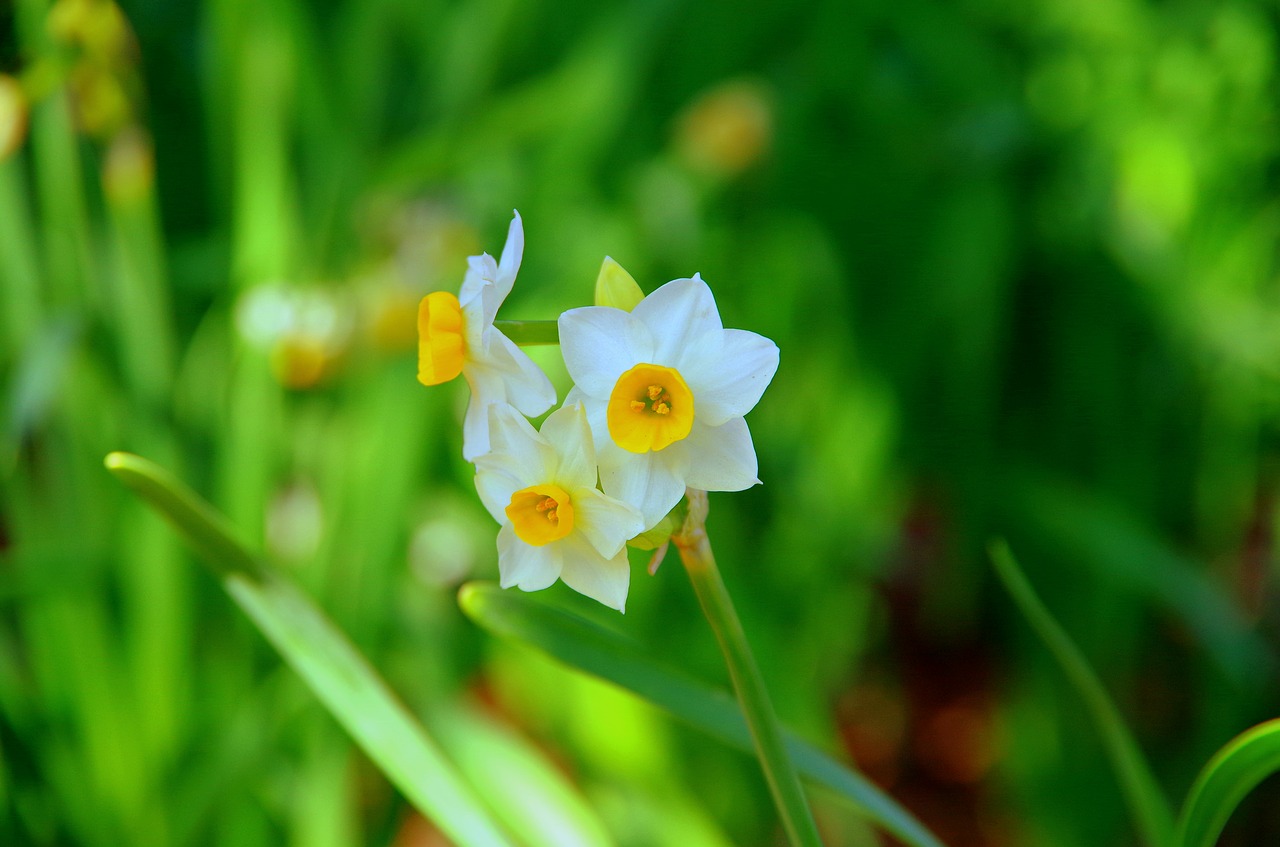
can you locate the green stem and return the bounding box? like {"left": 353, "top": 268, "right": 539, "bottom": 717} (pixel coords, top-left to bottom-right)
{"left": 495, "top": 319, "right": 559, "bottom": 346}
{"left": 674, "top": 490, "right": 823, "bottom": 847}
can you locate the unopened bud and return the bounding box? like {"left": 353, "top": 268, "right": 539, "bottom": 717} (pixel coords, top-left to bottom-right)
{"left": 622, "top": 498, "right": 686, "bottom": 578}
{"left": 594, "top": 256, "right": 644, "bottom": 311}
{"left": 102, "top": 125, "right": 153, "bottom": 205}
{"left": 0, "top": 76, "right": 28, "bottom": 162}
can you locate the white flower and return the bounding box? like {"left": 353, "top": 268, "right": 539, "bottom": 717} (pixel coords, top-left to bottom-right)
{"left": 557, "top": 275, "right": 779, "bottom": 528}
{"left": 473, "top": 403, "right": 646, "bottom": 611}
{"left": 418, "top": 211, "right": 556, "bottom": 460}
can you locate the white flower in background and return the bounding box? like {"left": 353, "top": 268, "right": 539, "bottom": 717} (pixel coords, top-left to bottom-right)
{"left": 474, "top": 403, "right": 646, "bottom": 611}
{"left": 558, "top": 275, "right": 779, "bottom": 528}
{"left": 418, "top": 211, "right": 556, "bottom": 460}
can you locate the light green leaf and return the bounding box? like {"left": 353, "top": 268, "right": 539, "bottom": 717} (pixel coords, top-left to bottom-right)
{"left": 457, "top": 581, "right": 945, "bottom": 847}
{"left": 989, "top": 540, "right": 1174, "bottom": 847}
{"left": 1175, "top": 718, "right": 1280, "bottom": 847}
{"left": 434, "top": 706, "right": 614, "bottom": 847}
{"left": 103, "top": 452, "right": 517, "bottom": 847}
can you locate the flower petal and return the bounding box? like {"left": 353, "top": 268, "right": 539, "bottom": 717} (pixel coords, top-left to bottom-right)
{"left": 478, "top": 330, "right": 557, "bottom": 417}
{"left": 631, "top": 275, "right": 723, "bottom": 366}
{"left": 680, "top": 328, "right": 779, "bottom": 426}
{"left": 558, "top": 307, "right": 654, "bottom": 398}
{"left": 461, "top": 388, "right": 496, "bottom": 461}
{"left": 496, "top": 210, "right": 523, "bottom": 298}
{"left": 672, "top": 416, "right": 760, "bottom": 492}
{"left": 557, "top": 532, "right": 630, "bottom": 612}
{"left": 459, "top": 253, "right": 499, "bottom": 314}
{"left": 570, "top": 486, "right": 645, "bottom": 559}
{"left": 598, "top": 448, "right": 687, "bottom": 531}
{"left": 496, "top": 524, "right": 561, "bottom": 591}
{"left": 473, "top": 461, "right": 525, "bottom": 523}
{"left": 476, "top": 403, "right": 553, "bottom": 478}
{"left": 539, "top": 403, "right": 597, "bottom": 490}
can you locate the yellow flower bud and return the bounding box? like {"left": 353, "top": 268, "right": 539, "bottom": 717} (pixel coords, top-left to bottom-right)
{"left": 0, "top": 76, "right": 28, "bottom": 162}
{"left": 594, "top": 256, "right": 644, "bottom": 311}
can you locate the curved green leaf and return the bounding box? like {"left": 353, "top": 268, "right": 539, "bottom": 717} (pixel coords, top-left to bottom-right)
{"left": 457, "top": 581, "right": 945, "bottom": 847}
{"left": 1175, "top": 718, "right": 1280, "bottom": 847}
{"left": 990, "top": 540, "right": 1174, "bottom": 847}
{"left": 103, "top": 452, "right": 517, "bottom": 847}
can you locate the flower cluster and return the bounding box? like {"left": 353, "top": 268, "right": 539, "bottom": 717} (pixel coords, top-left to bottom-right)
{"left": 418, "top": 211, "right": 778, "bottom": 611}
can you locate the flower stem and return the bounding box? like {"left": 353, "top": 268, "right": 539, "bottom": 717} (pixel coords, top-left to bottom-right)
{"left": 495, "top": 319, "right": 559, "bottom": 346}
{"left": 673, "top": 490, "right": 824, "bottom": 847}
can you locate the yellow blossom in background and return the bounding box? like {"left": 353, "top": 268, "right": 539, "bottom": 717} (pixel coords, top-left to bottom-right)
{"left": 102, "top": 126, "right": 154, "bottom": 205}
{"left": 673, "top": 80, "right": 772, "bottom": 178}
{"left": 0, "top": 76, "right": 28, "bottom": 161}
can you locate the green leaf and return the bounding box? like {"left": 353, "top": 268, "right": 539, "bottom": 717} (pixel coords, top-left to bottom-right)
{"left": 457, "top": 581, "right": 945, "bottom": 847}
{"left": 433, "top": 706, "right": 614, "bottom": 847}
{"left": 103, "top": 452, "right": 518, "bottom": 847}
{"left": 989, "top": 540, "right": 1175, "bottom": 847}
{"left": 1175, "top": 718, "right": 1280, "bottom": 847}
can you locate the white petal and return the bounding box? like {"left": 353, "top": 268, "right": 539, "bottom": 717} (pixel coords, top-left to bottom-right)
{"left": 631, "top": 275, "right": 723, "bottom": 365}
{"left": 673, "top": 416, "right": 760, "bottom": 492}
{"left": 539, "top": 403, "right": 597, "bottom": 490}
{"left": 473, "top": 461, "right": 525, "bottom": 523}
{"left": 570, "top": 486, "right": 645, "bottom": 559}
{"left": 598, "top": 448, "right": 688, "bottom": 531}
{"left": 681, "top": 329, "right": 779, "bottom": 426}
{"left": 496, "top": 524, "right": 561, "bottom": 591}
{"left": 558, "top": 307, "right": 654, "bottom": 398}
{"left": 459, "top": 253, "right": 499, "bottom": 313}
{"left": 460, "top": 389, "right": 495, "bottom": 461}
{"left": 496, "top": 211, "right": 523, "bottom": 298}
{"left": 478, "top": 403, "right": 554, "bottom": 479}
{"left": 557, "top": 532, "right": 630, "bottom": 612}
{"left": 479, "top": 330, "right": 557, "bottom": 417}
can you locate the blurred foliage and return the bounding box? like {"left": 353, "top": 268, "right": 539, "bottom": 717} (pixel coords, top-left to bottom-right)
{"left": 1, "top": 0, "right": 1280, "bottom": 844}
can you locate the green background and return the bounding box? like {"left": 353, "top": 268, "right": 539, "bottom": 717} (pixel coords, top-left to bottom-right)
{"left": 2, "top": 0, "right": 1279, "bottom": 844}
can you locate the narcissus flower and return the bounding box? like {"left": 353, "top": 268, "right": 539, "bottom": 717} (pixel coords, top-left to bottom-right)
{"left": 474, "top": 404, "right": 646, "bottom": 611}
{"left": 558, "top": 275, "right": 779, "bottom": 528}
{"left": 418, "top": 212, "right": 556, "bottom": 460}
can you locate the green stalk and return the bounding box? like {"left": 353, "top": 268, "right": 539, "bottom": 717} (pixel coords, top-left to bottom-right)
{"left": 495, "top": 319, "right": 559, "bottom": 346}
{"left": 673, "top": 490, "right": 823, "bottom": 847}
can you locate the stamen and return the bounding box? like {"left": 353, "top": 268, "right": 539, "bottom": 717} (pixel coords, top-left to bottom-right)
{"left": 654, "top": 402, "right": 670, "bottom": 415}
{"left": 536, "top": 497, "right": 556, "bottom": 512}
{"left": 647, "top": 385, "right": 663, "bottom": 401}
{"left": 630, "top": 400, "right": 646, "bottom": 412}
{"left": 547, "top": 510, "right": 559, "bottom": 523}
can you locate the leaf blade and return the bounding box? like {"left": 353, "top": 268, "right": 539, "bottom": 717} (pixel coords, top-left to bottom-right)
{"left": 457, "top": 581, "right": 945, "bottom": 847}
{"left": 990, "top": 540, "right": 1175, "bottom": 847}
{"left": 1175, "top": 718, "right": 1280, "bottom": 847}
{"left": 104, "top": 452, "right": 518, "bottom": 847}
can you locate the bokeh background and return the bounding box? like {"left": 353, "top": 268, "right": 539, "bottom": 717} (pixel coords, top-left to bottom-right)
{"left": 3, "top": 0, "right": 1280, "bottom": 844}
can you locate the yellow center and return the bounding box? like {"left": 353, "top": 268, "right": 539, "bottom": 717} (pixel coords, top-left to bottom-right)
{"left": 417, "top": 292, "right": 466, "bottom": 385}
{"left": 505, "top": 484, "right": 575, "bottom": 546}
{"left": 607, "top": 363, "right": 695, "bottom": 453}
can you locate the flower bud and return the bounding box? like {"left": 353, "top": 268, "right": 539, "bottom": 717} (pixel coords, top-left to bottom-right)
{"left": 594, "top": 256, "right": 644, "bottom": 311}
{"left": 0, "top": 76, "right": 28, "bottom": 162}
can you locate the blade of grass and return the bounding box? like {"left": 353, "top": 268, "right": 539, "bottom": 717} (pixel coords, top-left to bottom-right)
{"left": 989, "top": 540, "right": 1175, "bottom": 847}
{"left": 1174, "top": 718, "right": 1280, "bottom": 847}
{"left": 103, "top": 451, "right": 517, "bottom": 847}
{"left": 457, "top": 581, "right": 945, "bottom": 847}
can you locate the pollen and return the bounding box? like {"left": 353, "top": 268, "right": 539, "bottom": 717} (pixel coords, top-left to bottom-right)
{"left": 607, "top": 363, "right": 695, "bottom": 453}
